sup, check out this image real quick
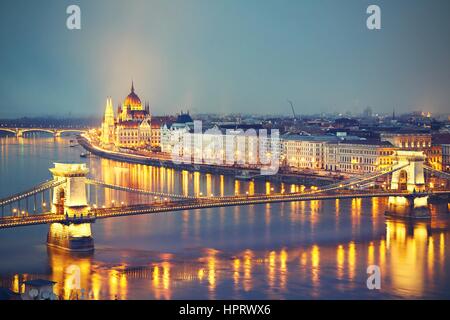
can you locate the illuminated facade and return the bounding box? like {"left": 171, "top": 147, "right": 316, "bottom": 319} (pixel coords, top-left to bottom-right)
{"left": 283, "top": 135, "right": 337, "bottom": 171}
{"left": 161, "top": 118, "right": 281, "bottom": 167}
{"left": 425, "top": 145, "right": 442, "bottom": 171}
{"left": 100, "top": 82, "right": 152, "bottom": 148}
{"left": 380, "top": 132, "right": 431, "bottom": 150}
{"left": 281, "top": 135, "right": 396, "bottom": 174}
{"left": 151, "top": 122, "right": 162, "bottom": 149}
{"left": 101, "top": 98, "right": 115, "bottom": 146}
{"left": 160, "top": 112, "right": 194, "bottom": 155}
{"left": 443, "top": 144, "right": 450, "bottom": 171}
{"left": 325, "top": 141, "right": 396, "bottom": 174}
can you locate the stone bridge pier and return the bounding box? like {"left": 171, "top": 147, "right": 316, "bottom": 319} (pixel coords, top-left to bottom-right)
{"left": 47, "top": 163, "right": 94, "bottom": 252}
{"left": 387, "top": 151, "right": 430, "bottom": 218}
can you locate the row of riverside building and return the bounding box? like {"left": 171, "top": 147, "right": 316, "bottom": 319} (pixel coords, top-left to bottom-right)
{"left": 158, "top": 116, "right": 448, "bottom": 175}
{"left": 100, "top": 86, "right": 449, "bottom": 175}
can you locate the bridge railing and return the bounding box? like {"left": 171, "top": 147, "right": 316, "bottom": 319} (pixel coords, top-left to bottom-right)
{"left": 424, "top": 166, "right": 450, "bottom": 181}
{"left": 0, "top": 179, "right": 65, "bottom": 207}
{"left": 303, "top": 163, "right": 410, "bottom": 195}
{"left": 0, "top": 127, "right": 87, "bottom": 137}
{"left": 86, "top": 179, "right": 197, "bottom": 200}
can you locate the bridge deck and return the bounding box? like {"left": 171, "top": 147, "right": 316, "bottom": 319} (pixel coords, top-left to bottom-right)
{"left": 1, "top": 190, "right": 448, "bottom": 229}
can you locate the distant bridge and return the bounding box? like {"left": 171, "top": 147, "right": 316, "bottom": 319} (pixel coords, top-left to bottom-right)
{"left": 0, "top": 127, "right": 87, "bottom": 137}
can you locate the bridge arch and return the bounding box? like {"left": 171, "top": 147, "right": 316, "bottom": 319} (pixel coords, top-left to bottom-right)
{"left": 53, "top": 186, "right": 66, "bottom": 215}
{"left": 19, "top": 129, "right": 56, "bottom": 137}
{"left": 55, "top": 129, "right": 85, "bottom": 137}
{"left": 397, "top": 170, "right": 408, "bottom": 191}
{"left": 0, "top": 128, "right": 87, "bottom": 138}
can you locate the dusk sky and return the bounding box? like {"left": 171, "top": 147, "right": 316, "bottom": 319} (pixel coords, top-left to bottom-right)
{"left": 0, "top": 0, "right": 449, "bottom": 118}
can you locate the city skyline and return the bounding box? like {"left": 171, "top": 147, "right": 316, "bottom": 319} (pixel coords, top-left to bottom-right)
{"left": 1, "top": 1, "right": 450, "bottom": 303}
{"left": 1, "top": 0, "right": 450, "bottom": 118}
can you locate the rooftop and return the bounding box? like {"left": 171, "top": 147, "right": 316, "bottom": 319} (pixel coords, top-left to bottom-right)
{"left": 281, "top": 134, "right": 339, "bottom": 142}
{"left": 332, "top": 140, "right": 394, "bottom": 147}
{"left": 432, "top": 133, "right": 450, "bottom": 145}
{"left": 176, "top": 112, "right": 193, "bottom": 124}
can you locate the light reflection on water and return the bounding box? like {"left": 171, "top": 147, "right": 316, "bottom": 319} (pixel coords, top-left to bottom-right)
{"left": 0, "top": 135, "right": 449, "bottom": 299}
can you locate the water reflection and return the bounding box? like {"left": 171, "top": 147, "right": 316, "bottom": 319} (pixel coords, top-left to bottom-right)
{"left": 1, "top": 136, "right": 450, "bottom": 299}
{"left": 2, "top": 225, "right": 449, "bottom": 300}
{"left": 11, "top": 216, "right": 447, "bottom": 299}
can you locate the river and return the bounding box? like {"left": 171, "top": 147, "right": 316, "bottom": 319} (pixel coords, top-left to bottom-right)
{"left": 0, "top": 135, "right": 449, "bottom": 299}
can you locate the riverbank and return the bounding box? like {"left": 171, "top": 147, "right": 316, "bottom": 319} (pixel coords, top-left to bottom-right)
{"left": 77, "top": 135, "right": 336, "bottom": 186}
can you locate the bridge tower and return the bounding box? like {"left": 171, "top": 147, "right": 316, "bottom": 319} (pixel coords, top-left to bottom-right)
{"left": 47, "top": 163, "right": 94, "bottom": 252}
{"left": 390, "top": 151, "right": 426, "bottom": 192}
{"left": 388, "top": 151, "right": 430, "bottom": 218}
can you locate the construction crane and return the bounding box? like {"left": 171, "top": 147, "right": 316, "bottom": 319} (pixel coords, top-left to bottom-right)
{"left": 287, "top": 100, "right": 297, "bottom": 121}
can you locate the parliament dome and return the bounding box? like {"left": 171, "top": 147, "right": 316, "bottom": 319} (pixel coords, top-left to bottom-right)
{"left": 123, "top": 82, "right": 142, "bottom": 110}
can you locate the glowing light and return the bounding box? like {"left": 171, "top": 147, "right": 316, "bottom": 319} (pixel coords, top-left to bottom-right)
{"left": 348, "top": 242, "right": 356, "bottom": 280}
{"left": 198, "top": 268, "right": 205, "bottom": 281}
{"left": 233, "top": 259, "right": 240, "bottom": 287}
{"left": 337, "top": 245, "right": 345, "bottom": 279}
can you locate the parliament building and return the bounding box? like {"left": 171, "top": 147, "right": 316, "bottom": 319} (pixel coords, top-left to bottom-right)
{"left": 101, "top": 82, "right": 153, "bottom": 149}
